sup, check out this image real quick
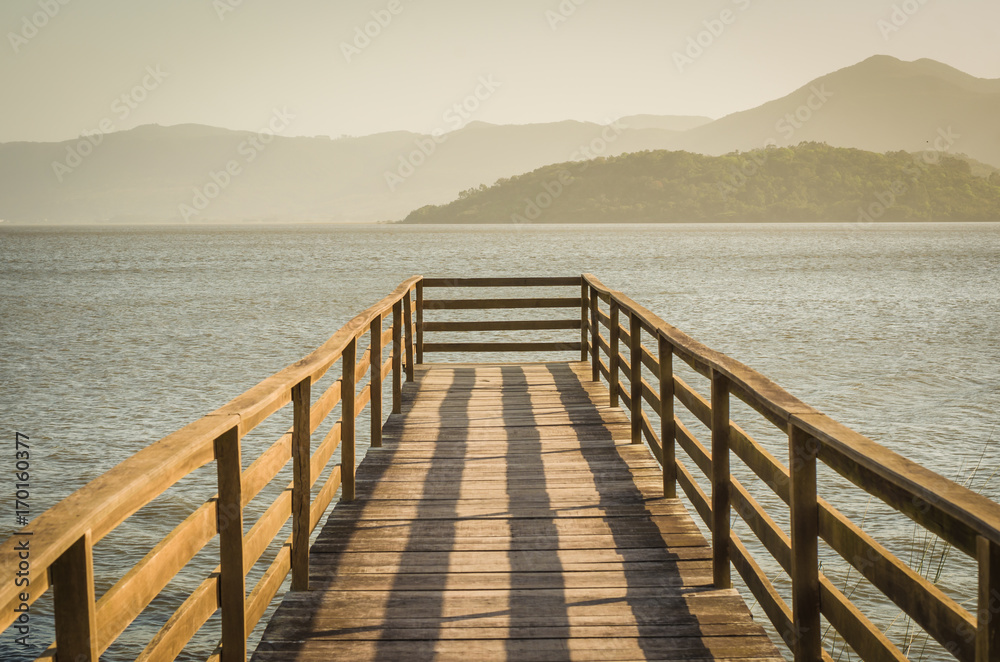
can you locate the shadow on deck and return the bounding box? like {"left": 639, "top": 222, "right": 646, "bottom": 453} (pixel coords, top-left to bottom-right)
{"left": 252, "top": 361, "right": 781, "bottom": 662}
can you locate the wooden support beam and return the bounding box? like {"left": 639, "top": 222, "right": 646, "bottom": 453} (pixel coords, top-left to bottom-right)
{"left": 580, "top": 281, "right": 588, "bottom": 361}
{"left": 403, "top": 290, "right": 414, "bottom": 383}
{"left": 392, "top": 300, "right": 402, "bottom": 414}
{"left": 51, "top": 531, "right": 99, "bottom": 662}
{"left": 291, "top": 379, "right": 311, "bottom": 592}
{"left": 789, "top": 423, "right": 821, "bottom": 662}
{"left": 629, "top": 311, "right": 642, "bottom": 445}
{"left": 710, "top": 369, "right": 731, "bottom": 589}
{"left": 659, "top": 334, "right": 676, "bottom": 498}
{"left": 589, "top": 287, "right": 599, "bottom": 382}
{"left": 342, "top": 338, "right": 357, "bottom": 502}
{"left": 370, "top": 316, "right": 383, "bottom": 448}
{"left": 415, "top": 280, "right": 424, "bottom": 364}
{"left": 609, "top": 301, "right": 620, "bottom": 407}
{"left": 978, "top": 535, "right": 1000, "bottom": 662}
{"left": 215, "top": 425, "right": 246, "bottom": 662}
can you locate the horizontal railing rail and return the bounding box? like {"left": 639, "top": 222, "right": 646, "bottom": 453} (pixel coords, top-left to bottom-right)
{"left": 0, "top": 276, "right": 422, "bottom": 662}
{"left": 417, "top": 276, "right": 585, "bottom": 359}
{"left": 581, "top": 273, "right": 1000, "bottom": 662}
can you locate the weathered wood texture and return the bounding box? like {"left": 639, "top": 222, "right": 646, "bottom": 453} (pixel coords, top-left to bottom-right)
{"left": 254, "top": 361, "right": 781, "bottom": 662}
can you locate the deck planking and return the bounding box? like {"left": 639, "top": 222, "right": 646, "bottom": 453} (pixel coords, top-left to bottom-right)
{"left": 253, "top": 361, "right": 782, "bottom": 662}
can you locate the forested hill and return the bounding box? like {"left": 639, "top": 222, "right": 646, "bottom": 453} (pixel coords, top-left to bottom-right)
{"left": 400, "top": 143, "right": 1000, "bottom": 224}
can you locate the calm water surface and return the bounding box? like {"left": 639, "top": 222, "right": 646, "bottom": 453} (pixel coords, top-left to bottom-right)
{"left": 1, "top": 223, "right": 998, "bottom": 661}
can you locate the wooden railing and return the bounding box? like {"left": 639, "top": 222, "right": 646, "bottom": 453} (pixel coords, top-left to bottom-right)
{"left": 416, "top": 276, "right": 584, "bottom": 359}
{"left": 581, "top": 274, "right": 1000, "bottom": 662}
{"left": 0, "top": 277, "right": 420, "bottom": 662}
{"left": 4, "top": 274, "right": 1000, "bottom": 662}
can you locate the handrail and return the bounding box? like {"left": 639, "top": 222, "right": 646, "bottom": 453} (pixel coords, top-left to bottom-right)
{"left": 581, "top": 273, "right": 1000, "bottom": 662}
{"left": 0, "top": 276, "right": 421, "bottom": 662}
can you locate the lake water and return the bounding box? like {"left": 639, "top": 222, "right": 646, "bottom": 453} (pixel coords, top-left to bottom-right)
{"left": 1, "top": 222, "right": 998, "bottom": 661}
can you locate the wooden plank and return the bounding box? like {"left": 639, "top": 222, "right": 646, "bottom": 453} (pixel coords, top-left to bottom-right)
{"left": 580, "top": 281, "right": 589, "bottom": 362}
{"left": 423, "top": 319, "right": 582, "bottom": 332}
{"left": 978, "top": 536, "right": 1000, "bottom": 662}
{"left": 423, "top": 297, "right": 582, "bottom": 310}
{"left": 392, "top": 300, "right": 402, "bottom": 413}
{"left": 609, "top": 302, "right": 621, "bottom": 407}
{"left": 255, "top": 361, "right": 779, "bottom": 662}
{"left": 629, "top": 312, "right": 642, "bottom": 445}
{"left": 421, "top": 277, "right": 582, "bottom": 287}
{"left": 659, "top": 335, "right": 677, "bottom": 499}
{"left": 403, "top": 291, "right": 414, "bottom": 382}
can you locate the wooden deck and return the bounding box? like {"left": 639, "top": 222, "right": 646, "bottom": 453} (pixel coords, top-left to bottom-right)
{"left": 253, "top": 361, "right": 781, "bottom": 662}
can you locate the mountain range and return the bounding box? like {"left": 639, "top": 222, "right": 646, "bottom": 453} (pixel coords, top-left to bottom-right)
{"left": 1, "top": 55, "right": 997, "bottom": 224}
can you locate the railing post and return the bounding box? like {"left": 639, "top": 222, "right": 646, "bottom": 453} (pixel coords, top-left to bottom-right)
{"left": 789, "top": 422, "right": 821, "bottom": 662}
{"left": 51, "top": 531, "right": 98, "bottom": 662}
{"left": 658, "top": 334, "right": 676, "bottom": 498}
{"left": 343, "top": 337, "right": 357, "bottom": 501}
{"left": 416, "top": 280, "right": 424, "bottom": 365}
{"left": 629, "top": 311, "right": 641, "bottom": 445}
{"left": 580, "top": 279, "right": 588, "bottom": 361}
{"left": 370, "top": 315, "right": 383, "bottom": 448}
{"left": 291, "top": 378, "right": 311, "bottom": 592}
{"left": 403, "top": 289, "right": 414, "bottom": 383}
{"left": 589, "top": 287, "right": 599, "bottom": 382}
{"left": 710, "top": 369, "right": 731, "bottom": 589}
{"left": 392, "top": 300, "right": 402, "bottom": 414}
{"left": 215, "top": 425, "right": 246, "bottom": 662}
{"left": 609, "top": 301, "right": 620, "bottom": 407}
{"left": 977, "top": 535, "right": 1000, "bottom": 662}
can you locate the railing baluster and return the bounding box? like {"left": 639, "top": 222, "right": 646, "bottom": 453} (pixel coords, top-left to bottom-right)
{"left": 580, "top": 280, "right": 588, "bottom": 361}
{"left": 392, "top": 300, "right": 402, "bottom": 414}
{"left": 215, "top": 425, "right": 246, "bottom": 662}
{"left": 51, "top": 531, "right": 98, "bottom": 662}
{"left": 658, "top": 334, "right": 676, "bottom": 498}
{"left": 629, "top": 310, "right": 641, "bottom": 444}
{"left": 610, "top": 301, "right": 620, "bottom": 407}
{"left": 416, "top": 280, "right": 424, "bottom": 364}
{"left": 789, "top": 422, "right": 821, "bottom": 662}
{"left": 291, "top": 378, "right": 311, "bottom": 592}
{"left": 343, "top": 338, "right": 357, "bottom": 501}
{"left": 589, "top": 287, "right": 599, "bottom": 382}
{"left": 710, "top": 369, "right": 731, "bottom": 589}
{"left": 371, "top": 315, "right": 383, "bottom": 448}
{"left": 978, "top": 535, "right": 1000, "bottom": 662}
{"left": 403, "top": 289, "right": 414, "bottom": 383}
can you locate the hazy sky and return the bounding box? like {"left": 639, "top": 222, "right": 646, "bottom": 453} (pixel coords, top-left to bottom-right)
{"left": 1, "top": 0, "right": 997, "bottom": 143}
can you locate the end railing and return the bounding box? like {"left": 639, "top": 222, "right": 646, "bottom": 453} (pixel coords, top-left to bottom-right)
{"left": 581, "top": 274, "right": 1000, "bottom": 662}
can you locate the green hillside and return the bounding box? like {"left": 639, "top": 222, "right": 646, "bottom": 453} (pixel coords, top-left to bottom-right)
{"left": 401, "top": 143, "right": 1000, "bottom": 224}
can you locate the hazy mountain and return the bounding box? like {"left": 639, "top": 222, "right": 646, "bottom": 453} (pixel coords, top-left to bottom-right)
{"left": 2, "top": 55, "right": 997, "bottom": 225}
{"left": 0, "top": 118, "right": 683, "bottom": 224}
{"left": 401, "top": 143, "right": 1000, "bottom": 224}
{"left": 672, "top": 56, "right": 1000, "bottom": 167}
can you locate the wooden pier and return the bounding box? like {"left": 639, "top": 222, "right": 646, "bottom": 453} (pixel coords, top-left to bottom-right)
{"left": 3, "top": 275, "right": 1000, "bottom": 662}
{"left": 253, "top": 361, "right": 780, "bottom": 661}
